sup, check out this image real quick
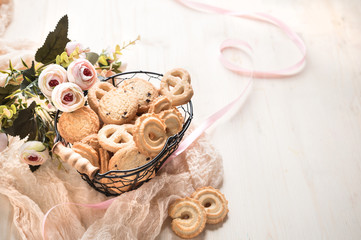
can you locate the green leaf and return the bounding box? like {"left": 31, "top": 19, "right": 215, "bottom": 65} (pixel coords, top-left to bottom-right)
{"left": 2, "top": 101, "right": 37, "bottom": 139}
{"left": 21, "top": 58, "right": 29, "bottom": 68}
{"left": 0, "top": 84, "right": 20, "bottom": 104}
{"left": 29, "top": 165, "right": 41, "bottom": 172}
{"left": 8, "top": 60, "right": 13, "bottom": 72}
{"left": 35, "top": 15, "right": 71, "bottom": 64}
{"left": 86, "top": 52, "right": 99, "bottom": 65}
{"left": 21, "top": 61, "right": 36, "bottom": 90}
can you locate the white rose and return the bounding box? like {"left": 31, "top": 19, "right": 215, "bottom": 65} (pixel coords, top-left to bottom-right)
{"left": 38, "top": 64, "right": 68, "bottom": 99}
{"left": 0, "top": 133, "right": 8, "bottom": 152}
{"left": 0, "top": 72, "right": 8, "bottom": 87}
{"left": 19, "top": 141, "right": 50, "bottom": 166}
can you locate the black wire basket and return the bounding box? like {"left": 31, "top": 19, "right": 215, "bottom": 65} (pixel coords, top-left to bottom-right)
{"left": 54, "top": 71, "right": 193, "bottom": 196}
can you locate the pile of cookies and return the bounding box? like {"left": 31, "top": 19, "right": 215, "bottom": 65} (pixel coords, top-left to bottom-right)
{"left": 57, "top": 68, "right": 193, "bottom": 193}
{"left": 168, "top": 187, "right": 229, "bottom": 239}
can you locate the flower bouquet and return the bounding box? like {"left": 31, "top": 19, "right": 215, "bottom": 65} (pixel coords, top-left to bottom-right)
{"left": 0, "top": 15, "right": 139, "bottom": 171}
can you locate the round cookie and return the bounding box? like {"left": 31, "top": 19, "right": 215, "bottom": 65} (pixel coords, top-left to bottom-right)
{"left": 87, "top": 82, "right": 115, "bottom": 114}
{"left": 160, "top": 68, "right": 193, "bottom": 106}
{"left": 108, "top": 145, "right": 152, "bottom": 171}
{"left": 107, "top": 145, "right": 154, "bottom": 193}
{"left": 148, "top": 96, "right": 172, "bottom": 114}
{"left": 191, "top": 186, "right": 229, "bottom": 224}
{"left": 120, "top": 78, "right": 159, "bottom": 113}
{"left": 57, "top": 106, "right": 100, "bottom": 144}
{"left": 98, "top": 124, "right": 134, "bottom": 152}
{"left": 80, "top": 134, "right": 101, "bottom": 151}
{"left": 168, "top": 197, "right": 207, "bottom": 239}
{"left": 72, "top": 142, "right": 99, "bottom": 168}
{"left": 158, "top": 108, "right": 184, "bottom": 137}
{"left": 133, "top": 113, "right": 167, "bottom": 157}
{"left": 98, "top": 89, "right": 138, "bottom": 124}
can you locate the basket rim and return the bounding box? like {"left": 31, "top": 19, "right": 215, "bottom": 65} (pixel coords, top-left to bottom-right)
{"left": 54, "top": 70, "right": 193, "bottom": 178}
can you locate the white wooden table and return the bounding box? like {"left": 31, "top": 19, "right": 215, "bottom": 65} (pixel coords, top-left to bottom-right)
{"left": 1, "top": 0, "right": 361, "bottom": 239}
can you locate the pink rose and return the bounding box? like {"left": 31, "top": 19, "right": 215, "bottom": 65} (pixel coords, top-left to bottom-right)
{"left": 67, "top": 59, "right": 98, "bottom": 90}
{"left": 38, "top": 64, "right": 68, "bottom": 99}
{"left": 65, "top": 41, "right": 85, "bottom": 56}
{"left": 52, "top": 82, "right": 85, "bottom": 112}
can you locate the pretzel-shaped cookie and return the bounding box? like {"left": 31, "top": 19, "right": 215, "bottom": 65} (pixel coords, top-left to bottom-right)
{"left": 160, "top": 68, "right": 194, "bottom": 106}
{"left": 98, "top": 124, "right": 134, "bottom": 152}
{"left": 88, "top": 82, "right": 115, "bottom": 114}
{"left": 133, "top": 113, "right": 167, "bottom": 157}
{"left": 191, "top": 186, "right": 229, "bottom": 224}
{"left": 158, "top": 108, "right": 184, "bottom": 137}
{"left": 168, "top": 197, "right": 207, "bottom": 239}
{"left": 148, "top": 96, "right": 172, "bottom": 114}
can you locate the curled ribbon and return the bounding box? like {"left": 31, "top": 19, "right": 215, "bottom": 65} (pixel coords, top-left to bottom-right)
{"left": 176, "top": 0, "right": 306, "bottom": 78}
{"left": 42, "top": 1, "right": 306, "bottom": 239}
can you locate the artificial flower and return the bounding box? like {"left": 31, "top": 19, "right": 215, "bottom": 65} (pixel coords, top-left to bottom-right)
{"left": 0, "top": 72, "right": 7, "bottom": 87}
{"left": 19, "top": 141, "right": 50, "bottom": 166}
{"left": 67, "top": 59, "right": 98, "bottom": 90}
{"left": 38, "top": 64, "right": 68, "bottom": 99}
{"left": 0, "top": 133, "right": 8, "bottom": 152}
{"left": 65, "top": 41, "right": 85, "bottom": 57}
{"left": 51, "top": 82, "right": 85, "bottom": 112}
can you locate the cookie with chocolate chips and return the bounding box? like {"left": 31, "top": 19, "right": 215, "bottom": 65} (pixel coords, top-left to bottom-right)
{"left": 98, "top": 89, "right": 138, "bottom": 124}
{"left": 120, "top": 78, "right": 159, "bottom": 113}
{"left": 108, "top": 144, "right": 151, "bottom": 171}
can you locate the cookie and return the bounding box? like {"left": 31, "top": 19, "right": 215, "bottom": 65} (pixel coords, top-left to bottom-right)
{"left": 191, "top": 186, "right": 229, "bottom": 224}
{"left": 57, "top": 106, "right": 100, "bottom": 144}
{"left": 98, "top": 89, "right": 138, "bottom": 124}
{"left": 99, "top": 148, "right": 110, "bottom": 174}
{"left": 148, "top": 96, "right": 172, "bottom": 114}
{"left": 133, "top": 113, "right": 167, "bottom": 157}
{"left": 80, "top": 134, "right": 101, "bottom": 151}
{"left": 98, "top": 124, "right": 134, "bottom": 152}
{"left": 87, "top": 82, "right": 115, "bottom": 114}
{"left": 108, "top": 145, "right": 152, "bottom": 171}
{"left": 168, "top": 197, "right": 207, "bottom": 239}
{"left": 72, "top": 142, "right": 99, "bottom": 168}
{"left": 158, "top": 108, "right": 184, "bottom": 137}
{"left": 120, "top": 78, "right": 159, "bottom": 113}
{"left": 160, "top": 68, "right": 193, "bottom": 106}
{"left": 106, "top": 145, "right": 151, "bottom": 193}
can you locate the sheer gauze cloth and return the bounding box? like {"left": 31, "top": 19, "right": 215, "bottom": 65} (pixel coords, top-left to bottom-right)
{"left": 0, "top": 41, "right": 224, "bottom": 240}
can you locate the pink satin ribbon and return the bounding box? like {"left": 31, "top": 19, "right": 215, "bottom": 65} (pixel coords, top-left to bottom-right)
{"left": 42, "top": 198, "right": 115, "bottom": 239}
{"left": 176, "top": 0, "right": 306, "bottom": 78}
{"left": 42, "top": 1, "right": 306, "bottom": 239}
